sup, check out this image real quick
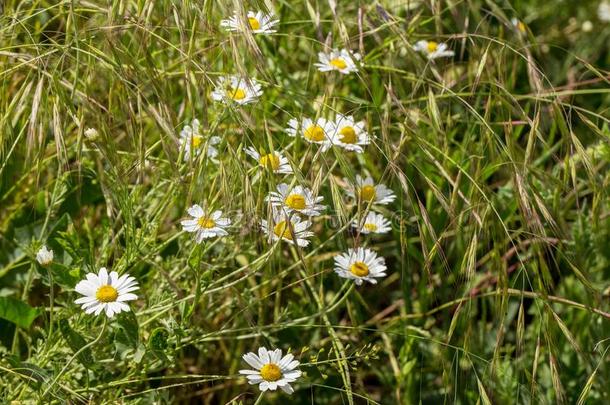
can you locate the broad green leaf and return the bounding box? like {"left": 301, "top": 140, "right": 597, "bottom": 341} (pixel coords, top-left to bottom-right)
{"left": 0, "top": 297, "right": 40, "bottom": 328}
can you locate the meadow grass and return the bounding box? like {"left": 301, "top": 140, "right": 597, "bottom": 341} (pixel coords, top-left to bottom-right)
{"left": 1, "top": 0, "right": 610, "bottom": 403}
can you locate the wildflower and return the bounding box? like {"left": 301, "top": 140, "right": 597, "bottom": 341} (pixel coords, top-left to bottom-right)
{"left": 334, "top": 248, "right": 387, "bottom": 285}
{"left": 74, "top": 267, "right": 138, "bottom": 318}
{"left": 84, "top": 127, "right": 99, "bottom": 141}
{"left": 599, "top": 1, "right": 610, "bottom": 22}
{"left": 220, "top": 10, "right": 278, "bottom": 34}
{"left": 36, "top": 245, "right": 54, "bottom": 266}
{"left": 314, "top": 48, "right": 361, "bottom": 74}
{"left": 330, "top": 114, "right": 371, "bottom": 153}
{"left": 181, "top": 205, "right": 231, "bottom": 242}
{"left": 261, "top": 211, "right": 313, "bottom": 247}
{"left": 345, "top": 175, "right": 396, "bottom": 205}
{"left": 244, "top": 147, "right": 292, "bottom": 174}
{"left": 266, "top": 183, "right": 325, "bottom": 216}
{"left": 239, "top": 347, "right": 301, "bottom": 394}
{"left": 510, "top": 18, "right": 527, "bottom": 34}
{"left": 286, "top": 117, "right": 333, "bottom": 151}
{"left": 179, "top": 119, "right": 221, "bottom": 161}
{"left": 412, "top": 40, "right": 454, "bottom": 59}
{"left": 211, "top": 75, "right": 262, "bottom": 105}
{"left": 352, "top": 211, "right": 391, "bottom": 235}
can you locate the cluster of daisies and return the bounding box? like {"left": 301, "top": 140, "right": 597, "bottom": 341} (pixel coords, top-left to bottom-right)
{"left": 34, "top": 8, "right": 422, "bottom": 397}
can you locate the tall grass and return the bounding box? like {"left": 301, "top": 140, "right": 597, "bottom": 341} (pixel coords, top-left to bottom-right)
{"left": 1, "top": 0, "right": 609, "bottom": 403}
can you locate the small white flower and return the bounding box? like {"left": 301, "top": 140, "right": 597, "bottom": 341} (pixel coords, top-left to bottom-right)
{"left": 239, "top": 347, "right": 301, "bottom": 394}
{"left": 211, "top": 75, "right": 262, "bottom": 105}
{"left": 510, "top": 18, "right": 527, "bottom": 33}
{"left": 220, "top": 10, "right": 279, "bottom": 34}
{"left": 582, "top": 20, "right": 594, "bottom": 32}
{"left": 345, "top": 175, "right": 396, "bottom": 205}
{"left": 181, "top": 205, "right": 231, "bottom": 242}
{"left": 179, "top": 119, "right": 221, "bottom": 161}
{"left": 330, "top": 114, "right": 371, "bottom": 153}
{"left": 244, "top": 147, "right": 292, "bottom": 174}
{"left": 352, "top": 212, "right": 391, "bottom": 235}
{"left": 334, "top": 247, "right": 387, "bottom": 285}
{"left": 315, "top": 48, "right": 361, "bottom": 74}
{"left": 412, "top": 40, "right": 454, "bottom": 59}
{"left": 286, "top": 117, "right": 334, "bottom": 151}
{"left": 261, "top": 211, "right": 314, "bottom": 247}
{"left": 266, "top": 183, "right": 325, "bottom": 216}
{"left": 599, "top": 1, "right": 610, "bottom": 22}
{"left": 74, "top": 267, "right": 138, "bottom": 318}
{"left": 84, "top": 127, "right": 99, "bottom": 141}
{"left": 36, "top": 245, "right": 54, "bottom": 266}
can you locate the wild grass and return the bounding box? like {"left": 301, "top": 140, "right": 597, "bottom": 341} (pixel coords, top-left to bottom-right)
{"left": 1, "top": 0, "right": 609, "bottom": 403}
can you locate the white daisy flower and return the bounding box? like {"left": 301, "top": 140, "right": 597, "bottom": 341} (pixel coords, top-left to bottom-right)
{"left": 181, "top": 205, "right": 231, "bottom": 242}
{"left": 244, "top": 147, "right": 292, "bottom": 174}
{"left": 220, "top": 10, "right": 279, "bottom": 34}
{"left": 352, "top": 211, "right": 392, "bottom": 235}
{"left": 330, "top": 114, "right": 371, "bottom": 153}
{"left": 286, "top": 117, "right": 333, "bottom": 151}
{"left": 334, "top": 247, "right": 387, "bottom": 285}
{"left": 412, "top": 40, "right": 454, "bottom": 59}
{"left": 345, "top": 175, "right": 396, "bottom": 205}
{"left": 36, "top": 245, "right": 53, "bottom": 266}
{"left": 599, "top": 1, "right": 610, "bottom": 22}
{"left": 74, "top": 267, "right": 138, "bottom": 318}
{"left": 510, "top": 18, "right": 527, "bottom": 33}
{"left": 84, "top": 127, "right": 99, "bottom": 141}
{"left": 261, "top": 211, "right": 314, "bottom": 247}
{"left": 239, "top": 347, "right": 301, "bottom": 394}
{"left": 266, "top": 183, "right": 326, "bottom": 217}
{"left": 314, "top": 48, "right": 361, "bottom": 74}
{"left": 179, "top": 119, "right": 221, "bottom": 161}
{"left": 211, "top": 75, "right": 262, "bottom": 105}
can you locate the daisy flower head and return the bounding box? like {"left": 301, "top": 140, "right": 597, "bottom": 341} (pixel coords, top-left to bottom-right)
{"left": 413, "top": 40, "right": 454, "bottom": 59}
{"left": 211, "top": 75, "right": 262, "bottom": 105}
{"left": 510, "top": 18, "right": 527, "bottom": 34}
{"left": 599, "top": 1, "right": 610, "bottom": 22}
{"left": 315, "top": 48, "right": 361, "bottom": 74}
{"left": 244, "top": 147, "right": 293, "bottom": 174}
{"left": 36, "top": 245, "right": 54, "bottom": 266}
{"left": 239, "top": 347, "right": 301, "bottom": 394}
{"left": 334, "top": 247, "right": 387, "bottom": 285}
{"left": 181, "top": 205, "right": 231, "bottom": 242}
{"left": 74, "top": 267, "right": 138, "bottom": 318}
{"left": 220, "top": 10, "right": 279, "bottom": 34}
{"left": 346, "top": 175, "right": 396, "bottom": 206}
{"left": 286, "top": 117, "right": 333, "bottom": 151}
{"left": 179, "top": 119, "right": 221, "bottom": 161}
{"left": 261, "top": 211, "right": 314, "bottom": 247}
{"left": 266, "top": 183, "right": 326, "bottom": 216}
{"left": 330, "top": 114, "right": 371, "bottom": 153}
{"left": 352, "top": 211, "right": 392, "bottom": 235}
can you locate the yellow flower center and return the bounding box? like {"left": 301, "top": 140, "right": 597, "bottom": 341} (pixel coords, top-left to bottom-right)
{"left": 427, "top": 41, "right": 438, "bottom": 53}
{"left": 330, "top": 58, "right": 347, "bottom": 70}
{"left": 339, "top": 126, "right": 357, "bottom": 144}
{"left": 228, "top": 87, "right": 246, "bottom": 100}
{"left": 359, "top": 185, "right": 376, "bottom": 201}
{"left": 259, "top": 153, "right": 280, "bottom": 170}
{"left": 96, "top": 285, "right": 118, "bottom": 303}
{"left": 364, "top": 223, "right": 378, "bottom": 232}
{"left": 350, "top": 261, "right": 370, "bottom": 277}
{"left": 304, "top": 125, "right": 326, "bottom": 142}
{"left": 517, "top": 21, "right": 526, "bottom": 33}
{"left": 197, "top": 216, "right": 216, "bottom": 229}
{"left": 260, "top": 363, "right": 282, "bottom": 382}
{"left": 273, "top": 220, "right": 293, "bottom": 240}
{"left": 284, "top": 194, "right": 306, "bottom": 210}
{"left": 191, "top": 135, "right": 203, "bottom": 149}
{"left": 248, "top": 17, "right": 261, "bottom": 30}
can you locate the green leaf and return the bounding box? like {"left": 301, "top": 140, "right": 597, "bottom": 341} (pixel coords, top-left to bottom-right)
{"left": 58, "top": 319, "right": 94, "bottom": 367}
{"left": 116, "top": 310, "right": 139, "bottom": 349}
{"left": 0, "top": 297, "right": 41, "bottom": 328}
